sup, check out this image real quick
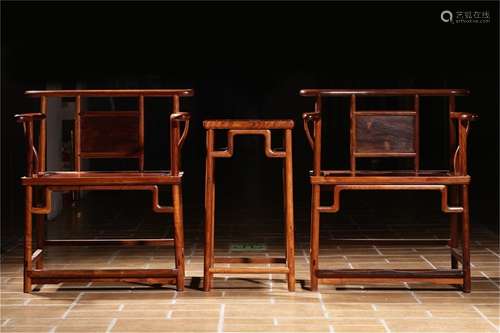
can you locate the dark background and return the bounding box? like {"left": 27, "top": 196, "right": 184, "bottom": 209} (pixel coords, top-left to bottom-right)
{"left": 2, "top": 1, "right": 499, "bottom": 249}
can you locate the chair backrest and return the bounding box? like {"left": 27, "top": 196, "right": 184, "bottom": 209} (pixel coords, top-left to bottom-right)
{"left": 25, "top": 89, "right": 193, "bottom": 173}
{"left": 300, "top": 89, "right": 470, "bottom": 175}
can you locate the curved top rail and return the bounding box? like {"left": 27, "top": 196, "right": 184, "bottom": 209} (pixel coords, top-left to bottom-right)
{"left": 300, "top": 89, "right": 469, "bottom": 97}
{"left": 25, "top": 89, "right": 194, "bottom": 97}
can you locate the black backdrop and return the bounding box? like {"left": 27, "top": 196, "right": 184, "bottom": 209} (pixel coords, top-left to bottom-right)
{"left": 2, "top": 1, "right": 499, "bottom": 248}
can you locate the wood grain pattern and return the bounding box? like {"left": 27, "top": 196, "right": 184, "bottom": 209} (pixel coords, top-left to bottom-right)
{"left": 16, "top": 89, "right": 193, "bottom": 292}
{"left": 203, "top": 119, "right": 296, "bottom": 292}
{"left": 203, "top": 119, "right": 294, "bottom": 129}
{"left": 80, "top": 113, "right": 140, "bottom": 155}
{"left": 300, "top": 89, "right": 470, "bottom": 96}
{"left": 300, "top": 88, "right": 476, "bottom": 292}
{"left": 25, "top": 89, "right": 193, "bottom": 97}
{"left": 355, "top": 115, "right": 415, "bottom": 153}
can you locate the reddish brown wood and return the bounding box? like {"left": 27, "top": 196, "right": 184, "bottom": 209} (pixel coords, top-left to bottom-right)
{"left": 139, "top": 95, "right": 145, "bottom": 171}
{"left": 300, "top": 89, "right": 470, "bottom": 96}
{"left": 16, "top": 89, "right": 193, "bottom": 292}
{"left": 310, "top": 173, "right": 470, "bottom": 185}
{"left": 29, "top": 269, "right": 178, "bottom": 278}
{"left": 39, "top": 96, "right": 47, "bottom": 172}
{"left": 203, "top": 119, "right": 294, "bottom": 129}
{"left": 203, "top": 129, "right": 215, "bottom": 291}
{"left": 75, "top": 95, "right": 81, "bottom": 171}
{"left": 301, "top": 88, "right": 477, "bottom": 292}
{"left": 215, "top": 257, "right": 287, "bottom": 264}
{"left": 24, "top": 186, "right": 33, "bottom": 293}
{"left": 356, "top": 115, "right": 415, "bottom": 153}
{"left": 461, "top": 184, "right": 471, "bottom": 292}
{"left": 32, "top": 278, "right": 177, "bottom": 285}
{"left": 80, "top": 113, "right": 140, "bottom": 156}
{"left": 44, "top": 239, "right": 174, "bottom": 246}
{"left": 203, "top": 120, "right": 295, "bottom": 292}
{"left": 26, "top": 89, "right": 193, "bottom": 97}
{"left": 449, "top": 185, "right": 459, "bottom": 269}
{"left": 284, "top": 128, "right": 295, "bottom": 291}
{"left": 414, "top": 95, "right": 420, "bottom": 171}
{"left": 317, "top": 269, "right": 463, "bottom": 285}
{"left": 21, "top": 172, "right": 182, "bottom": 186}
{"left": 330, "top": 239, "right": 450, "bottom": 245}
{"left": 350, "top": 94, "right": 356, "bottom": 174}
{"left": 209, "top": 267, "right": 290, "bottom": 274}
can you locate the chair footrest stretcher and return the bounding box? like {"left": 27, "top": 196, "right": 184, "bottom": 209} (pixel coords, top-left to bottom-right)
{"left": 214, "top": 257, "right": 286, "bottom": 264}
{"left": 29, "top": 269, "right": 178, "bottom": 279}
{"left": 44, "top": 238, "right": 174, "bottom": 247}
{"left": 316, "top": 269, "right": 463, "bottom": 285}
{"left": 209, "top": 267, "right": 290, "bottom": 274}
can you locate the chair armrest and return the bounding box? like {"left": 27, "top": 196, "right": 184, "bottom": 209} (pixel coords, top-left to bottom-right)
{"left": 14, "top": 113, "right": 45, "bottom": 176}
{"left": 302, "top": 112, "right": 321, "bottom": 149}
{"left": 169, "top": 112, "right": 191, "bottom": 175}
{"left": 450, "top": 112, "right": 477, "bottom": 175}
{"left": 302, "top": 112, "right": 321, "bottom": 121}
{"left": 170, "top": 112, "right": 191, "bottom": 149}
{"left": 450, "top": 112, "right": 478, "bottom": 122}
{"left": 14, "top": 113, "right": 46, "bottom": 123}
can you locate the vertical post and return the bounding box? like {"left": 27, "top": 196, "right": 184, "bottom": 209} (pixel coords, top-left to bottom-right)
{"left": 39, "top": 96, "right": 47, "bottom": 172}
{"left": 461, "top": 184, "right": 471, "bottom": 292}
{"left": 310, "top": 184, "right": 320, "bottom": 291}
{"left": 24, "top": 186, "right": 33, "bottom": 293}
{"left": 26, "top": 121, "right": 34, "bottom": 176}
{"left": 449, "top": 185, "right": 459, "bottom": 269}
{"left": 282, "top": 134, "right": 287, "bottom": 260}
{"left": 35, "top": 213, "right": 45, "bottom": 269}
{"left": 285, "top": 129, "right": 295, "bottom": 291}
{"left": 203, "top": 129, "right": 215, "bottom": 291}
{"left": 36, "top": 97, "right": 47, "bottom": 270}
{"left": 73, "top": 95, "right": 81, "bottom": 207}
{"left": 38, "top": 96, "right": 47, "bottom": 174}
{"left": 172, "top": 184, "right": 185, "bottom": 291}
{"left": 449, "top": 96, "right": 457, "bottom": 174}
{"left": 350, "top": 94, "right": 356, "bottom": 174}
{"left": 171, "top": 96, "right": 180, "bottom": 175}
{"left": 459, "top": 120, "right": 468, "bottom": 175}
{"left": 311, "top": 94, "right": 323, "bottom": 291}
{"left": 448, "top": 95, "right": 459, "bottom": 269}
{"left": 74, "top": 95, "right": 81, "bottom": 171}
{"left": 414, "top": 94, "right": 420, "bottom": 172}
{"left": 313, "top": 96, "right": 322, "bottom": 176}
{"left": 138, "top": 95, "right": 145, "bottom": 171}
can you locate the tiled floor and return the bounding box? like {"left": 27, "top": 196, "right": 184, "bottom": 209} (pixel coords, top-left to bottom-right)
{"left": 1, "top": 192, "right": 499, "bottom": 332}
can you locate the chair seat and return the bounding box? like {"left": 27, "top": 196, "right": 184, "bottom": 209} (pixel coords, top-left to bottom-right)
{"left": 21, "top": 171, "right": 182, "bottom": 186}
{"left": 310, "top": 170, "right": 470, "bottom": 185}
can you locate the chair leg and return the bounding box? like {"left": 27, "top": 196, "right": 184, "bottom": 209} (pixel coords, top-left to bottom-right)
{"left": 282, "top": 165, "right": 287, "bottom": 263}
{"left": 449, "top": 186, "right": 459, "bottom": 269}
{"left": 208, "top": 181, "right": 215, "bottom": 290}
{"left": 35, "top": 186, "right": 45, "bottom": 270}
{"left": 310, "top": 184, "right": 320, "bottom": 291}
{"left": 172, "top": 184, "right": 185, "bottom": 291}
{"left": 24, "top": 186, "right": 33, "bottom": 293}
{"left": 461, "top": 184, "right": 471, "bottom": 293}
{"left": 204, "top": 150, "right": 215, "bottom": 291}
{"left": 284, "top": 130, "right": 295, "bottom": 291}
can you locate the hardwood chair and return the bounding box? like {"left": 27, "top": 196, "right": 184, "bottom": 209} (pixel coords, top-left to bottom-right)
{"left": 15, "top": 89, "right": 192, "bottom": 292}
{"left": 300, "top": 89, "right": 477, "bottom": 292}
{"left": 203, "top": 120, "right": 296, "bottom": 291}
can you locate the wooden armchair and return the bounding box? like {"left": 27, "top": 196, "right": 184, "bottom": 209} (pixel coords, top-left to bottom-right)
{"left": 300, "top": 89, "right": 477, "bottom": 292}
{"left": 15, "top": 89, "right": 192, "bottom": 292}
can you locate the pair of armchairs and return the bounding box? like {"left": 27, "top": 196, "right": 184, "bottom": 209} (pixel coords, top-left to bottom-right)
{"left": 16, "top": 88, "right": 476, "bottom": 293}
